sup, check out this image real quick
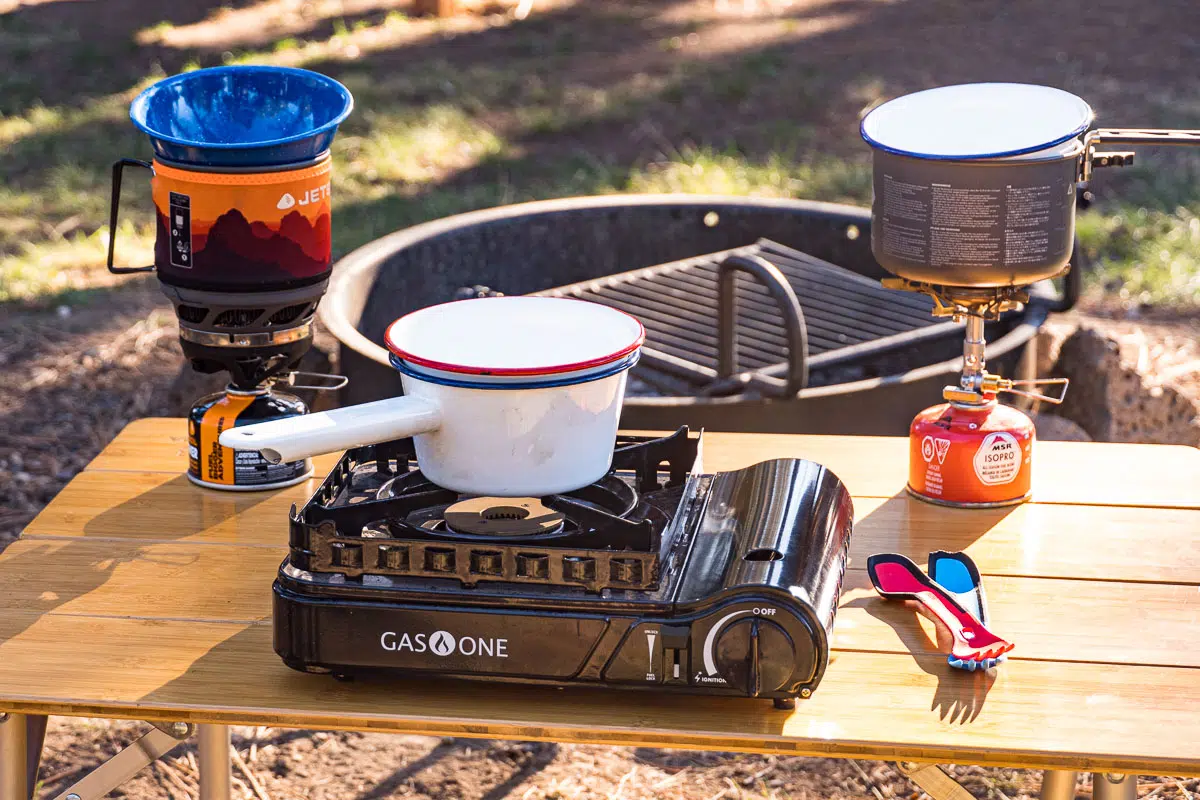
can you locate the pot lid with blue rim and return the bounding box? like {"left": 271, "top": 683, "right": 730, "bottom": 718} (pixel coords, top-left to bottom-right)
{"left": 861, "top": 83, "right": 1095, "bottom": 160}
{"left": 385, "top": 296, "right": 645, "bottom": 378}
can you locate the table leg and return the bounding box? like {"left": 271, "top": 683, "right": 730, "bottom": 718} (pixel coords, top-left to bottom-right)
{"left": 1040, "top": 770, "right": 1078, "bottom": 800}
{"left": 197, "top": 724, "right": 232, "bottom": 800}
{"left": 1093, "top": 773, "right": 1137, "bottom": 800}
{"left": 25, "top": 716, "right": 46, "bottom": 797}
{"left": 0, "top": 714, "right": 28, "bottom": 800}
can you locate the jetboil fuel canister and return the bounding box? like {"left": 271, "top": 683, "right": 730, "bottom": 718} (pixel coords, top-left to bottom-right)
{"left": 188, "top": 388, "right": 312, "bottom": 491}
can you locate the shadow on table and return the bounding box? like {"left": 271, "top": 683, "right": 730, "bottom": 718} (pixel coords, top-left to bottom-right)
{"left": 0, "top": 475, "right": 283, "bottom": 644}
{"left": 847, "top": 597, "right": 997, "bottom": 724}
{"left": 80, "top": 474, "right": 285, "bottom": 541}
{"left": 850, "top": 490, "right": 1022, "bottom": 561}
{"left": 136, "top": 624, "right": 796, "bottom": 745}
{"left": 839, "top": 490, "right": 1013, "bottom": 723}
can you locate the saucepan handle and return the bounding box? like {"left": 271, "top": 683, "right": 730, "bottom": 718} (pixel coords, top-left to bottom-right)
{"left": 107, "top": 158, "right": 157, "bottom": 274}
{"left": 1091, "top": 128, "right": 1200, "bottom": 147}
{"left": 218, "top": 396, "right": 442, "bottom": 464}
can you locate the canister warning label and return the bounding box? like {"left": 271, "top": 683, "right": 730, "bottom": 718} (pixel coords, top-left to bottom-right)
{"left": 196, "top": 393, "right": 255, "bottom": 484}
{"left": 973, "top": 432, "right": 1021, "bottom": 485}
{"left": 918, "top": 435, "right": 952, "bottom": 496}
{"left": 189, "top": 395, "right": 307, "bottom": 487}
{"left": 873, "top": 158, "right": 1073, "bottom": 272}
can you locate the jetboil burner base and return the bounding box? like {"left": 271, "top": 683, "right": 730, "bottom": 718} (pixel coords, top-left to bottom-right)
{"left": 273, "top": 428, "right": 855, "bottom": 705}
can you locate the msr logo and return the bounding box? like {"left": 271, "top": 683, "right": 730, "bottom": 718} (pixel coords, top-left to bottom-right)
{"left": 429, "top": 630, "right": 456, "bottom": 657}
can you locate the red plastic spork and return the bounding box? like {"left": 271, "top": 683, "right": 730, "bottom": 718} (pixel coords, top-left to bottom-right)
{"left": 867, "top": 554, "right": 1015, "bottom": 665}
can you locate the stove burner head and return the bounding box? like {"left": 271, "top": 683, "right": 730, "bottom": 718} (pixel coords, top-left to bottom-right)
{"left": 444, "top": 497, "right": 566, "bottom": 537}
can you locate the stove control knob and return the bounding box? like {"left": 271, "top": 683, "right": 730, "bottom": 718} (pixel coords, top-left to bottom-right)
{"left": 713, "top": 618, "right": 795, "bottom": 696}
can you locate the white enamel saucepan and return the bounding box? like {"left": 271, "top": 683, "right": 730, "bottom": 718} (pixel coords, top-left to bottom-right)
{"left": 218, "top": 296, "right": 645, "bottom": 496}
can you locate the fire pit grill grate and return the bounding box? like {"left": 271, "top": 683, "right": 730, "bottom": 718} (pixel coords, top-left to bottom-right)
{"left": 535, "top": 239, "right": 960, "bottom": 397}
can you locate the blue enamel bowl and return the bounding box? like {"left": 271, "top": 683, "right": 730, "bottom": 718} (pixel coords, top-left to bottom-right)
{"left": 130, "top": 65, "right": 353, "bottom": 167}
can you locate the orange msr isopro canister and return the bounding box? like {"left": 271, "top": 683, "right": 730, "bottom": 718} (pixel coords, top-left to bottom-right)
{"left": 907, "top": 399, "right": 1035, "bottom": 508}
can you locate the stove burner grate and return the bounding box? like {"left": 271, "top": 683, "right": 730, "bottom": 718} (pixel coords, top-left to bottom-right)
{"left": 288, "top": 427, "right": 699, "bottom": 591}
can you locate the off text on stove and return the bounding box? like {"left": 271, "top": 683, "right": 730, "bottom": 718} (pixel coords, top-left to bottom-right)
{"left": 380, "top": 630, "right": 510, "bottom": 658}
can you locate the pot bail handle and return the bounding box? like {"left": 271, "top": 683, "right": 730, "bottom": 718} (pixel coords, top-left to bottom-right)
{"left": 107, "top": 158, "right": 157, "bottom": 274}
{"left": 219, "top": 395, "right": 442, "bottom": 464}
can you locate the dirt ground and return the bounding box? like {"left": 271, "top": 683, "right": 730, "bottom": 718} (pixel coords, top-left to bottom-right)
{"left": 27, "top": 718, "right": 1121, "bottom": 800}
{"left": 2, "top": 0, "right": 1200, "bottom": 797}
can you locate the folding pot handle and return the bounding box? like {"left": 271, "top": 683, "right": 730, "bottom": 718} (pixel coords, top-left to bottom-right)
{"left": 107, "top": 158, "right": 156, "bottom": 275}
{"left": 1082, "top": 128, "right": 1200, "bottom": 180}
{"left": 1091, "top": 128, "right": 1200, "bottom": 147}
{"left": 219, "top": 395, "right": 443, "bottom": 464}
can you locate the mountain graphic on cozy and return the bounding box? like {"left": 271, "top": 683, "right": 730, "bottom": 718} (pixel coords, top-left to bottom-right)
{"left": 156, "top": 207, "right": 331, "bottom": 289}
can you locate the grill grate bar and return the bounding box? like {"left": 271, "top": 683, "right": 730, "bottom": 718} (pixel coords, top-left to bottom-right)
{"left": 591, "top": 290, "right": 806, "bottom": 370}
{"left": 590, "top": 285, "right": 810, "bottom": 361}
{"left": 661, "top": 264, "right": 936, "bottom": 334}
{"left": 620, "top": 266, "right": 931, "bottom": 357}
{"left": 596, "top": 289, "right": 849, "bottom": 368}
{"left": 756, "top": 241, "right": 931, "bottom": 301}
{"left": 636, "top": 252, "right": 936, "bottom": 328}
{"left": 650, "top": 269, "right": 924, "bottom": 342}
{"left": 534, "top": 239, "right": 955, "bottom": 393}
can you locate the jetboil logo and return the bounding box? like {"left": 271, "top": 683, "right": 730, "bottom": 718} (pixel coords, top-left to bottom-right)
{"left": 277, "top": 184, "right": 331, "bottom": 210}
{"left": 380, "top": 630, "right": 509, "bottom": 658}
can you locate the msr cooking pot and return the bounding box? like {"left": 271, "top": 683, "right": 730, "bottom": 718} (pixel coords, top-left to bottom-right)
{"left": 219, "top": 297, "right": 645, "bottom": 496}
{"left": 861, "top": 82, "right": 1200, "bottom": 288}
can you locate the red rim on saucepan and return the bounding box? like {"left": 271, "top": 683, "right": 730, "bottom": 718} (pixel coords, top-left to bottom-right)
{"left": 384, "top": 296, "right": 646, "bottom": 377}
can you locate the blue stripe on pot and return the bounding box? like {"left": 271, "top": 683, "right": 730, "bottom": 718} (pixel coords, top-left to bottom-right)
{"left": 390, "top": 351, "right": 640, "bottom": 390}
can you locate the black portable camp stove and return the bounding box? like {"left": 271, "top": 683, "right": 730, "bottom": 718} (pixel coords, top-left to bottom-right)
{"left": 276, "top": 427, "right": 854, "bottom": 706}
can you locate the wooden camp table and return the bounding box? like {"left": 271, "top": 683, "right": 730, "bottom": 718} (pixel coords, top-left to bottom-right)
{"left": 1, "top": 419, "right": 1199, "bottom": 800}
